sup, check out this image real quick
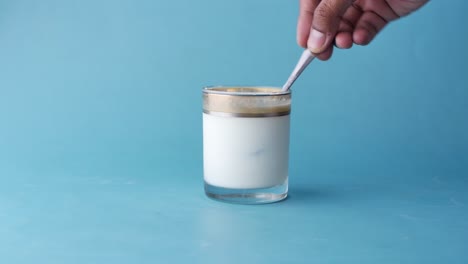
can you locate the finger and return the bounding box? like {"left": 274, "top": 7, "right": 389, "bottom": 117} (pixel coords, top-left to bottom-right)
{"left": 357, "top": 0, "right": 400, "bottom": 21}
{"left": 297, "top": 0, "right": 321, "bottom": 48}
{"left": 307, "top": 0, "right": 354, "bottom": 54}
{"left": 316, "top": 45, "right": 333, "bottom": 61}
{"left": 334, "top": 8, "right": 357, "bottom": 49}
{"left": 340, "top": 3, "right": 362, "bottom": 29}
{"left": 386, "top": 0, "right": 428, "bottom": 17}
{"left": 335, "top": 31, "right": 353, "bottom": 49}
{"left": 338, "top": 20, "right": 353, "bottom": 32}
{"left": 353, "top": 11, "right": 388, "bottom": 45}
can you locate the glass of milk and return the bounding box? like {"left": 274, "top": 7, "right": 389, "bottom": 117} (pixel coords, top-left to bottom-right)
{"left": 202, "top": 86, "right": 291, "bottom": 204}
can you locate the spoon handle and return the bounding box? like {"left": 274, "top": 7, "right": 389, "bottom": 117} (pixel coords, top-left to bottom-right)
{"left": 282, "top": 49, "right": 316, "bottom": 91}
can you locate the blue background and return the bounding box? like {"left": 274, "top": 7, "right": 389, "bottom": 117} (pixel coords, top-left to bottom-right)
{"left": 1, "top": 0, "right": 467, "bottom": 263}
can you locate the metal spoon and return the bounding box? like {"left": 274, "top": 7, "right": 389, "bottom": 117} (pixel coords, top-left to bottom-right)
{"left": 282, "top": 49, "right": 316, "bottom": 91}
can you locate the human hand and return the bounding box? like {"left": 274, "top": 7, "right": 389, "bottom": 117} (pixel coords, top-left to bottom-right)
{"left": 297, "top": 0, "right": 428, "bottom": 60}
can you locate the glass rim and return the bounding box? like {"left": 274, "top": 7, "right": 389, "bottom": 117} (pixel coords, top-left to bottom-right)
{"left": 203, "top": 86, "right": 291, "bottom": 96}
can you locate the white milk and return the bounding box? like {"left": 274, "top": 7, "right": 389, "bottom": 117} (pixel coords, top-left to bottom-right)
{"left": 203, "top": 113, "right": 290, "bottom": 189}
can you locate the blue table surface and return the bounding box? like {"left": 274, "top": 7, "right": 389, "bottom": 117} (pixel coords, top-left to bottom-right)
{"left": 1, "top": 0, "right": 467, "bottom": 263}
{"left": 1, "top": 171, "right": 468, "bottom": 264}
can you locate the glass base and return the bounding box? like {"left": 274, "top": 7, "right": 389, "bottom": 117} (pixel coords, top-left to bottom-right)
{"left": 204, "top": 181, "right": 288, "bottom": 204}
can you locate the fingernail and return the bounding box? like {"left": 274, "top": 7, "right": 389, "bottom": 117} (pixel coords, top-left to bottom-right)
{"left": 308, "top": 29, "right": 326, "bottom": 53}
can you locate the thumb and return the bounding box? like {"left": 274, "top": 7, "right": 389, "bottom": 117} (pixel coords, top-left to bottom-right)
{"left": 308, "top": 0, "right": 354, "bottom": 54}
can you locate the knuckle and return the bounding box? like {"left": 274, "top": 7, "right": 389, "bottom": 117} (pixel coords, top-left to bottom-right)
{"left": 317, "top": 1, "right": 339, "bottom": 20}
